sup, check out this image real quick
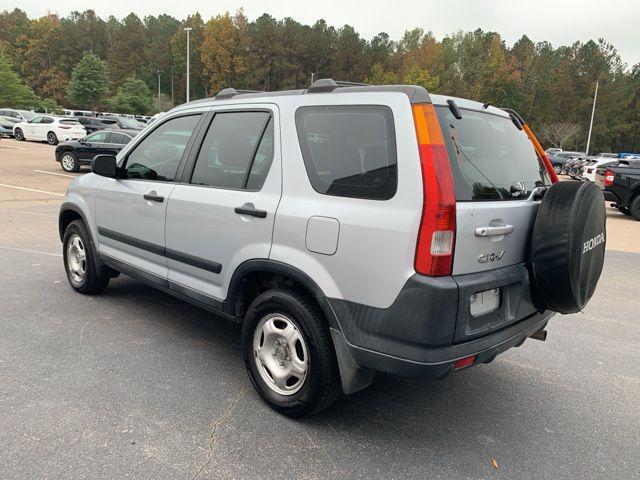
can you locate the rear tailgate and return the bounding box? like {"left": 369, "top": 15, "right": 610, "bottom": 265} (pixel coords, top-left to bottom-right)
{"left": 433, "top": 100, "right": 552, "bottom": 341}
{"left": 434, "top": 103, "right": 551, "bottom": 276}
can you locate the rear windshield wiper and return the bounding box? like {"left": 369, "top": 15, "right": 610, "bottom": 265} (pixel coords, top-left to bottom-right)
{"left": 449, "top": 123, "right": 505, "bottom": 200}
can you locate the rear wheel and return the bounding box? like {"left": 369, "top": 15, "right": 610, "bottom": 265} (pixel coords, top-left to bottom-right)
{"left": 60, "top": 152, "right": 79, "bottom": 172}
{"left": 617, "top": 206, "right": 631, "bottom": 216}
{"left": 47, "top": 131, "right": 58, "bottom": 145}
{"left": 630, "top": 196, "right": 640, "bottom": 221}
{"left": 14, "top": 128, "right": 24, "bottom": 141}
{"left": 241, "top": 289, "right": 341, "bottom": 417}
{"left": 63, "top": 220, "right": 110, "bottom": 294}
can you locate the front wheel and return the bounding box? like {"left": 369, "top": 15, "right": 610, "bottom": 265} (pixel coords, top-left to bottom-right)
{"left": 14, "top": 128, "right": 24, "bottom": 141}
{"left": 47, "top": 131, "right": 58, "bottom": 145}
{"left": 553, "top": 164, "right": 562, "bottom": 174}
{"left": 63, "top": 220, "right": 111, "bottom": 294}
{"left": 60, "top": 151, "right": 79, "bottom": 172}
{"left": 241, "top": 289, "right": 341, "bottom": 417}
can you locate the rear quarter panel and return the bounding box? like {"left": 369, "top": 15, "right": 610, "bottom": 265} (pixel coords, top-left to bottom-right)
{"left": 270, "top": 93, "right": 423, "bottom": 309}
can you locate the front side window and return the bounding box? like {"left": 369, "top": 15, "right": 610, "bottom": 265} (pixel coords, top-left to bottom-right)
{"left": 30, "top": 116, "right": 43, "bottom": 124}
{"left": 190, "top": 111, "right": 272, "bottom": 190}
{"left": 123, "top": 114, "right": 200, "bottom": 182}
{"left": 86, "top": 131, "right": 109, "bottom": 143}
{"left": 295, "top": 105, "right": 397, "bottom": 200}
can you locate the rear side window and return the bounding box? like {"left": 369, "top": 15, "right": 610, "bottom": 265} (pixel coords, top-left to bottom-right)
{"left": 190, "top": 111, "right": 272, "bottom": 190}
{"left": 109, "top": 133, "right": 130, "bottom": 145}
{"left": 295, "top": 105, "right": 397, "bottom": 200}
{"left": 436, "top": 107, "right": 548, "bottom": 201}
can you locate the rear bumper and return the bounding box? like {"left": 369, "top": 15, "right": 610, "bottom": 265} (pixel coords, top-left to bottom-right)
{"left": 330, "top": 264, "right": 554, "bottom": 379}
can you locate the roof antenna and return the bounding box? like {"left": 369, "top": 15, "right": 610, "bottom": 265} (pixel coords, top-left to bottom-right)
{"left": 483, "top": 102, "right": 491, "bottom": 109}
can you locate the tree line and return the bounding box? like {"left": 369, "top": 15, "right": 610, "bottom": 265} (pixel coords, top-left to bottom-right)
{"left": 0, "top": 8, "right": 639, "bottom": 153}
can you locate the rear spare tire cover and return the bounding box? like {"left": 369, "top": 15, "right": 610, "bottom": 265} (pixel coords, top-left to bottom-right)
{"left": 531, "top": 181, "right": 606, "bottom": 314}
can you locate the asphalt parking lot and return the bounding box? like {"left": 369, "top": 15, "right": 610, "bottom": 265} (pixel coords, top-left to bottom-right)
{"left": 1, "top": 137, "right": 639, "bottom": 479}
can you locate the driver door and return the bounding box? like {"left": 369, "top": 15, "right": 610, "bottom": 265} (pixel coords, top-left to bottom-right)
{"left": 23, "top": 116, "right": 41, "bottom": 139}
{"left": 78, "top": 131, "right": 110, "bottom": 160}
{"left": 94, "top": 113, "right": 204, "bottom": 281}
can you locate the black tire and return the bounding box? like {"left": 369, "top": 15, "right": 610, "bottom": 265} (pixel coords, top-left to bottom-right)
{"left": 531, "top": 181, "right": 606, "bottom": 313}
{"left": 62, "top": 220, "right": 110, "bottom": 294}
{"left": 241, "top": 289, "right": 341, "bottom": 417}
{"left": 630, "top": 196, "right": 640, "bottom": 221}
{"left": 14, "top": 128, "right": 24, "bottom": 141}
{"left": 60, "top": 151, "right": 79, "bottom": 172}
{"left": 47, "top": 131, "right": 58, "bottom": 145}
{"left": 553, "top": 164, "right": 562, "bottom": 174}
{"left": 617, "top": 206, "right": 631, "bottom": 216}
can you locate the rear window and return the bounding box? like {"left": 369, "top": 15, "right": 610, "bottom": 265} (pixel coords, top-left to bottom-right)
{"left": 295, "top": 105, "right": 397, "bottom": 200}
{"left": 436, "top": 106, "right": 549, "bottom": 201}
{"left": 60, "top": 119, "right": 80, "bottom": 125}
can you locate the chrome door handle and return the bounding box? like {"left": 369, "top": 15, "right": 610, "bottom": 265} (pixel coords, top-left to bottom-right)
{"left": 475, "top": 225, "right": 514, "bottom": 237}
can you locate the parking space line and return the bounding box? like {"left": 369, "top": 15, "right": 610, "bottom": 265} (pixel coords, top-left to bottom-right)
{"left": 34, "top": 169, "right": 76, "bottom": 178}
{"left": 0, "top": 144, "right": 26, "bottom": 150}
{"left": 0, "top": 183, "right": 64, "bottom": 197}
{"left": 0, "top": 245, "right": 62, "bottom": 257}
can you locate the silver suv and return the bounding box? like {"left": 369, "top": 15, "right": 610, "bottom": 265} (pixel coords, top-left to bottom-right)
{"left": 59, "top": 79, "right": 606, "bottom": 416}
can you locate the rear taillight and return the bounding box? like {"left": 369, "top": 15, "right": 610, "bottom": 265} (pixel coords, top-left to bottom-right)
{"left": 411, "top": 103, "right": 456, "bottom": 277}
{"left": 604, "top": 170, "right": 615, "bottom": 187}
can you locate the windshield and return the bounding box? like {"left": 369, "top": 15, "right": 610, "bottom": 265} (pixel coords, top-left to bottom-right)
{"left": 436, "top": 106, "right": 549, "bottom": 201}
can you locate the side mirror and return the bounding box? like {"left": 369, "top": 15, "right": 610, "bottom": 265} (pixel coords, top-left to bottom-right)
{"left": 92, "top": 154, "right": 118, "bottom": 178}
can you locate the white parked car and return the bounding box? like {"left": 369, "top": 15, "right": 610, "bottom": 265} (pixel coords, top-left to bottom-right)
{"left": 13, "top": 115, "right": 86, "bottom": 145}
{"left": 582, "top": 157, "right": 620, "bottom": 182}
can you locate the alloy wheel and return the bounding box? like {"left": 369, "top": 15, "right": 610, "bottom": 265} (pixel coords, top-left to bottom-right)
{"left": 61, "top": 154, "right": 76, "bottom": 172}
{"left": 66, "top": 234, "right": 86, "bottom": 283}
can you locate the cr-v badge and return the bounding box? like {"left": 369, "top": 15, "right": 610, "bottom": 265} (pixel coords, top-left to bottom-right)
{"left": 478, "top": 251, "right": 506, "bottom": 263}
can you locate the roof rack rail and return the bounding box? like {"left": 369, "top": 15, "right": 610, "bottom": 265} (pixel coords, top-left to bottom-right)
{"left": 215, "top": 87, "right": 264, "bottom": 100}
{"left": 307, "top": 78, "right": 369, "bottom": 93}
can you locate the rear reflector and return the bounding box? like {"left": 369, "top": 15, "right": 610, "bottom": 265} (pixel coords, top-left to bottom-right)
{"left": 453, "top": 355, "right": 476, "bottom": 370}
{"left": 411, "top": 103, "right": 456, "bottom": 277}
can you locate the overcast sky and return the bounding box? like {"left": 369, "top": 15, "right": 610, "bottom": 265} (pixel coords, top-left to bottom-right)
{"left": 9, "top": 0, "right": 640, "bottom": 67}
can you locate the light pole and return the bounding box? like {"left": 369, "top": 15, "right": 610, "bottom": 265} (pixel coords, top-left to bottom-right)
{"left": 184, "top": 27, "right": 192, "bottom": 103}
{"left": 157, "top": 70, "right": 161, "bottom": 100}
{"left": 586, "top": 81, "right": 598, "bottom": 156}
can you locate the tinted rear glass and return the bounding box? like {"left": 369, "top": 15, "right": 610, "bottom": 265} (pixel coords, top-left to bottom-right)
{"left": 295, "top": 105, "right": 397, "bottom": 200}
{"left": 436, "top": 106, "right": 549, "bottom": 201}
{"left": 60, "top": 119, "right": 80, "bottom": 125}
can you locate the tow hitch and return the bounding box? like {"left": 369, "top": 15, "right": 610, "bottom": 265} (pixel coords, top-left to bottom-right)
{"left": 530, "top": 329, "right": 548, "bottom": 341}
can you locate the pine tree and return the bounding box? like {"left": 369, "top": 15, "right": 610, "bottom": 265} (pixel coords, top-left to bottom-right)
{"left": 67, "top": 51, "right": 108, "bottom": 110}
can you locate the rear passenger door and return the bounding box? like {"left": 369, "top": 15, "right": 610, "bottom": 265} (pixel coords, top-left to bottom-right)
{"left": 164, "top": 106, "right": 281, "bottom": 302}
